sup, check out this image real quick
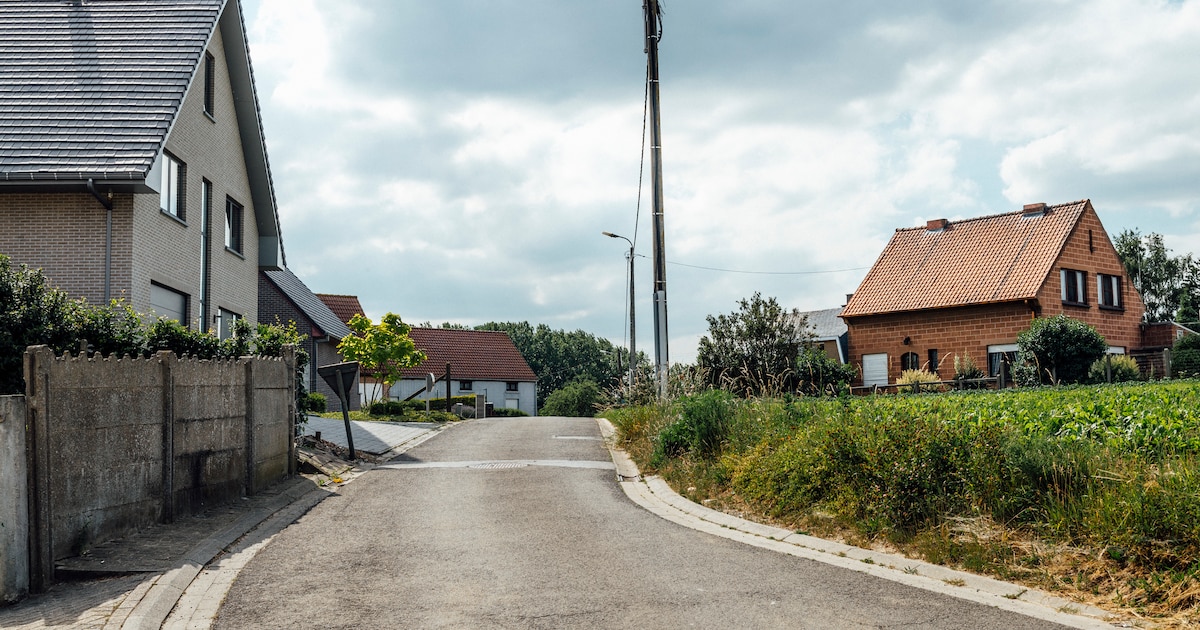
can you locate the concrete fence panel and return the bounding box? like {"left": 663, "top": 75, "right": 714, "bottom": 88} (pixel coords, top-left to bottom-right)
{"left": 0, "top": 395, "right": 28, "bottom": 604}
{"left": 20, "top": 345, "right": 296, "bottom": 594}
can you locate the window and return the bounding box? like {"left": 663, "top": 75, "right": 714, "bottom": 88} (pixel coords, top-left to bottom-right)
{"left": 506, "top": 381, "right": 519, "bottom": 392}
{"left": 199, "top": 179, "right": 212, "bottom": 330}
{"left": 459, "top": 380, "right": 473, "bottom": 391}
{"left": 225, "top": 197, "right": 244, "bottom": 254}
{"left": 159, "top": 153, "right": 185, "bottom": 219}
{"left": 150, "top": 282, "right": 188, "bottom": 325}
{"left": 987, "top": 344, "right": 1019, "bottom": 382}
{"left": 1061, "top": 269, "right": 1087, "bottom": 305}
{"left": 927, "top": 349, "right": 939, "bottom": 374}
{"left": 203, "top": 52, "right": 216, "bottom": 117}
{"left": 1098, "top": 274, "right": 1122, "bottom": 309}
{"left": 217, "top": 308, "right": 241, "bottom": 341}
{"left": 901, "top": 352, "right": 920, "bottom": 371}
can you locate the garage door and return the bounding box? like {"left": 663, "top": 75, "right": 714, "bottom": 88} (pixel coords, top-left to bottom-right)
{"left": 150, "top": 283, "right": 187, "bottom": 324}
{"left": 862, "top": 353, "right": 888, "bottom": 387}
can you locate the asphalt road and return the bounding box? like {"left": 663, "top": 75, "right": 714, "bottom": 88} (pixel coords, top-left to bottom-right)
{"left": 214, "top": 416, "right": 1067, "bottom": 629}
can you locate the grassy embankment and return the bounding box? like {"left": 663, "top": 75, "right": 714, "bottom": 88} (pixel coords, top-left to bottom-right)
{"left": 606, "top": 381, "right": 1200, "bottom": 624}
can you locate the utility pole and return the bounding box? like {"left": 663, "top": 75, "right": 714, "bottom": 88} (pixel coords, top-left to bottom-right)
{"left": 644, "top": 0, "right": 669, "bottom": 398}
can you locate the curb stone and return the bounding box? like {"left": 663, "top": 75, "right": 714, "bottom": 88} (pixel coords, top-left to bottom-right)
{"left": 594, "top": 418, "right": 1128, "bottom": 630}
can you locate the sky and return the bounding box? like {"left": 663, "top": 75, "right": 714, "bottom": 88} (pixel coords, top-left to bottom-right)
{"left": 239, "top": 0, "right": 1200, "bottom": 364}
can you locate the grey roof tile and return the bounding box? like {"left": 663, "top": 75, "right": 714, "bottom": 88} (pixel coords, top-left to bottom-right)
{"left": 0, "top": 0, "right": 224, "bottom": 179}
{"left": 262, "top": 269, "right": 354, "bottom": 341}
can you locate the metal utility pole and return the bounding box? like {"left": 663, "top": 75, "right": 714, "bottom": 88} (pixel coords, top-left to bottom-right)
{"left": 603, "top": 231, "right": 636, "bottom": 392}
{"left": 644, "top": 0, "right": 669, "bottom": 398}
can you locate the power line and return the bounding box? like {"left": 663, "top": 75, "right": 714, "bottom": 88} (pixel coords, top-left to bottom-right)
{"left": 666, "top": 260, "right": 869, "bottom": 275}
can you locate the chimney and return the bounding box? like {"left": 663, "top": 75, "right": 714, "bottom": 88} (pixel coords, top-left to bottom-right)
{"left": 844, "top": 293, "right": 854, "bottom": 306}
{"left": 1023, "top": 202, "right": 1047, "bottom": 217}
{"left": 926, "top": 218, "right": 948, "bottom": 231}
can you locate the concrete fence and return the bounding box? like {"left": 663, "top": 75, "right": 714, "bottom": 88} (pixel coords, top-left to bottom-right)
{"left": 3, "top": 345, "right": 296, "bottom": 601}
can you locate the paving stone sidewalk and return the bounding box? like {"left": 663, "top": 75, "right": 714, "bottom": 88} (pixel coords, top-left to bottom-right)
{"left": 301, "top": 415, "right": 440, "bottom": 456}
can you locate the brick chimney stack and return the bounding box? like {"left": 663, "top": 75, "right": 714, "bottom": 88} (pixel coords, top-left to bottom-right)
{"left": 926, "top": 218, "right": 948, "bottom": 231}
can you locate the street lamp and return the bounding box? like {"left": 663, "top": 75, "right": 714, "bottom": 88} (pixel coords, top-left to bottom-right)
{"left": 603, "top": 231, "right": 636, "bottom": 393}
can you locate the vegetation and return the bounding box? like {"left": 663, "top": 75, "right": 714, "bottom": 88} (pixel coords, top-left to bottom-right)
{"left": 608, "top": 380, "right": 1200, "bottom": 622}
{"left": 1115, "top": 229, "right": 1200, "bottom": 322}
{"left": 337, "top": 313, "right": 425, "bottom": 406}
{"left": 540, "top": 378, "right": 603, "bottom": 417}
{"left": 475, "top": 321, "right": 628, "bottom": 407}
{"left": 896, "top": 368, "right": 940, "bottom": 387}
{"left": 1013, "top": 314, "right": 1107, "bottom": 386}
{"left": 696, "top": 293, "right": 808, "bottom": 396}
{"left": 952, "top": 352, "right": 987, "bottom": 388}
{"left": 1087, "top": 354, "right": 1141, "bottom": 384}
{"left": 305, "top": 392, "right": 328, "bottom": 413}
{"left": 1174, "top": 333, "right": 1200, "bottom": 378}
{"left": 794, "top": 346, "right": 857, "bottom": 396}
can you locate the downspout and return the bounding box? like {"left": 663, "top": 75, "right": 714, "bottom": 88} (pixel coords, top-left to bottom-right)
{"left": 86, "top": 179, "right": 113, "bottom": 302}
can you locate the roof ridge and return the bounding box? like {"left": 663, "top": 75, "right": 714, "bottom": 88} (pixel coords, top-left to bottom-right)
{"left": 893, "top": 199, "right": 1091, "bottom": 233}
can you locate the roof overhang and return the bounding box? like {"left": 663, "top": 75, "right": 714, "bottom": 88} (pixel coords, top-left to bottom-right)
{"left": 0, "top": 174, "right": 155, "bottom": 194}
{"left": 841, "top": 297, "right": 1040, "bottom": 321}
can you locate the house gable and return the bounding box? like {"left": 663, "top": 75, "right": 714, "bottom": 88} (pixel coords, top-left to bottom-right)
{"left": 842, "top": 200, "right": 1146, "bottom": 386}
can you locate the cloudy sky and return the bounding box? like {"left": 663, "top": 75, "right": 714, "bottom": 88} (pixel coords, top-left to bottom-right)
{"left": 239, "top": 0, "right": 1200, "bottom": 364}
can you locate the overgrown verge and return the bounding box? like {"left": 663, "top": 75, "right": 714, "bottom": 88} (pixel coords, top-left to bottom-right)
{"left": 606, "top": 382, "right": 1200, "bottom": 624}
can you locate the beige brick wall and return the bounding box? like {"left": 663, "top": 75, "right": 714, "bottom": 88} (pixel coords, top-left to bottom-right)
{"left": 0, "top": 192, "right": 134, "bottom": 307}
{"left": 135, "top": 26, "right": 259, "bottom": 329}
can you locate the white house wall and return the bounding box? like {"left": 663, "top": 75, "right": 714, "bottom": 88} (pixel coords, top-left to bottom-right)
{"left": 391, "top": 379, "right": 537, "bottom": 416}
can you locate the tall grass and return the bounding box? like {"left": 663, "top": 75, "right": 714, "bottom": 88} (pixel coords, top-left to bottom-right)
{"left": 607, "top": 381, "right": 1200, "bottom": 619}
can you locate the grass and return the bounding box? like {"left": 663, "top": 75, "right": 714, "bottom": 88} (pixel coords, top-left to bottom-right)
{"left": 605, "top": 380, "right": 1200, "bottom": 624}
{"left": 316, "top": 409, "right": 456, "bottom": 423}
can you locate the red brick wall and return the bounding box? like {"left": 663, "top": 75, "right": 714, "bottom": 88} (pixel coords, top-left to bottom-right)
{"left": 845, "top": 302, "right": 1035, "bottom": 384}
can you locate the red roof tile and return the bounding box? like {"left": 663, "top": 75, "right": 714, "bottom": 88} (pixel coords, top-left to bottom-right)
{"left": 400, "top": 328, "right": 536, "bottom": 382}
{"left": 841, "top": 200, "right": 1090, "bottom": 318}
{"left": 316, "top": 294, "right": 364, "bottom": 326}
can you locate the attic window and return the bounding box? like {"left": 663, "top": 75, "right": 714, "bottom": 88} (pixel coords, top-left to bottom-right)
{"left": 159, "top": 153, "right": 185, "bottom": 219}
{"left": 1061, "top": 269, "right": 1088, "bottom": 306}
{"left": 203, "top": 52, "right": 215, "bottom": 117}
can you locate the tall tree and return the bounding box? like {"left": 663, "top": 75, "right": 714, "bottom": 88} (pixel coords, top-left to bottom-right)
{"left": 696, "top": 292, "right": 810, "bottom": 397}
{"left": 475, "top": 321, "right": 626, "bottom": 406}
{"left": 1115, "top": 229, "right": 1199, "bottom": 322}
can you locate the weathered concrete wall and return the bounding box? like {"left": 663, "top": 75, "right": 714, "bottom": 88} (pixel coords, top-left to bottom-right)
{"left": 0, "top": 396, "right": 28, "bottom": 604}
{"left": 22, "top": 345, "right": 295, "bottom": 592}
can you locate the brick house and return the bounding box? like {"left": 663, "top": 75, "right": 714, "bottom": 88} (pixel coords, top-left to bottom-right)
{"left": 840, "top": 200, "right": 1146, "bottom": 386}
{"left": 391, "top": 328, "right": 538, "bottom": 415}
{"left": 0, "top": 0, "right": 282, "bottom": 335}
{"left": 259, "top": 269, "right": 359, "bottom": 412}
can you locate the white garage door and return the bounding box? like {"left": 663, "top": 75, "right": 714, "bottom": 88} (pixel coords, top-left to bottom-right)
{"left": 862, "top": 353, "right": 888, "bottom": 387}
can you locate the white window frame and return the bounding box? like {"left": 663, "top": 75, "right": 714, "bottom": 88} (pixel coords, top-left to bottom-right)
{"left": 987, "top": 343, "right": 1019, "bottom": 378}
{"left": 1061, "top": 269, "right": 1087, "bottom": 305}
{"left": 1098, "top": 274, "right": 1122, "bottom": 309}
{"left": 225, "top": 197, "right": 244, "bottom": 254}
{"left": 160, "top": 153, "right": 185, "bottom": 219}
{"left": 217, "top": 308, "right": 242, "bottom": 341}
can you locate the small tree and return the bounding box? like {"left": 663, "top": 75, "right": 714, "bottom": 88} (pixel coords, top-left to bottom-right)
{"left": 1014, "top": 314, "right": 1107, "bottom": 385}
{"left": 337, "top": 312, "right": 425, "bottom": 405}
{"left": 696, "top": 293, "right": 809, "bottom": 396}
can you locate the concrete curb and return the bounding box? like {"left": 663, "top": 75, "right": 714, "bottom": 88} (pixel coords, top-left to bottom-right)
{"left": 594, "top": 418, "right": 1124, "bottom": 630}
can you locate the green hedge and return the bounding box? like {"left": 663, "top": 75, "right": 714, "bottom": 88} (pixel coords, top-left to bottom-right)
{"left": 368, "top": 394, "right": 479, "bottom": 416}
{"left": 1174, "top": 348, "right": 1200, "bottom": 378}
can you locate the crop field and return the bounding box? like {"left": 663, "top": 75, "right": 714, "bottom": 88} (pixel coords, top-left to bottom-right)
{"left": 607, "top": 380, "right": 1200, "bottom": 624}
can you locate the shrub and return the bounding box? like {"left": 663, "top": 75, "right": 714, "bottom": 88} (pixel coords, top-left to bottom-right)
{"left": 489, "top": 407, "right": 528, "bottom": 417}
{"left": 651, "top": 389, "right": 736, "bottom": 465}
{"left": 795, "top": 346, "right": 857, "bottom": 396}
{"left": 0, "top": 256, "right": 78, "bottom": 394}
{"left": 1173, "top": 348, "right": 1200, "bottom": 379}
{"left": 1087, "top": 354, "right": 1141, "bottom": 383}
{"left": 1016, "top": 314, "right": 1107, "bottom": 385}
{"left": 541, "top": 378, "right": 602, "bottom": 417}
{"left": 897, "top": 369, "right": 939, "bottom": 385}
{"left": 952, "top": 352, "right": 986, "bottom": 389}
{"left": 1175, "top": 333, "right": 1200, "bottom": 352}
{"left": 304, "top": 392, "right": 328, "bottom": 413}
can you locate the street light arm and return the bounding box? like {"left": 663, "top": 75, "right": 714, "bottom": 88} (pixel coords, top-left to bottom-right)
{"left": 602, "top": 231, "right": 633, "bottom": 249}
